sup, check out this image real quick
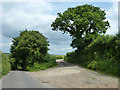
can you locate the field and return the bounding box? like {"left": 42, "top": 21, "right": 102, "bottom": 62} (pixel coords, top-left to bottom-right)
{"left": 50, "top": 54, "right": 65, "bottom": 59}
{"left": 4, "top": 53, "right": 10, "bottom": 56}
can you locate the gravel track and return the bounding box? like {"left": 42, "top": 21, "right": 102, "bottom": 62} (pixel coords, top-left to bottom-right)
{"left": 27, "top": 59, "right": 119, "bottom": 88}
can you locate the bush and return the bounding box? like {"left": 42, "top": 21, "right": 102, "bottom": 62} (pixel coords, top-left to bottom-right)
{"left": 9, "top": 58, "right": 16, "bottom": 70}
{"left": 64, "top": 51, "right": 76, "bottom": 63}
{"left": 26, "top": 54, "right": 57, "bottom": 71}
{"left": 0, "top": 51, "right": 11, "bottom": 77}
{"left": 87, "top": 60, "right": 98, "bottom": 70}
{"left": 47, "top": 55, "right": 57, "bottom": 67}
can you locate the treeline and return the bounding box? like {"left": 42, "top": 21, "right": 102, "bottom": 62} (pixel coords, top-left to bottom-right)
{"left": 64, "top": 34, "right": 120, "bottom": 77}
{"left": 0, "top": 51, "right": 11, "bottom": 78}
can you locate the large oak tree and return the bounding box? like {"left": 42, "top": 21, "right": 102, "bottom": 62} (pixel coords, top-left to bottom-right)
{"left": 51, "top": 4, "right": 110, "bottom": 50}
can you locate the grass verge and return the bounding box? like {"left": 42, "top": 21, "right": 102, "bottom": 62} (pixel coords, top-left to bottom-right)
{"left": 26, "top": 55, "right": 57, "bottom": 72}
{"left": 0, "top": 51, "right": 11, "bottom": 78}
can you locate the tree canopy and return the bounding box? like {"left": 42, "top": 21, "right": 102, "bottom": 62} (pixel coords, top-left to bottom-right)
{"left": 10, "top": 30, "right": 49, "bottom": 70}
{"left": 51, "top": 4, "right": 110, "bottom": 49}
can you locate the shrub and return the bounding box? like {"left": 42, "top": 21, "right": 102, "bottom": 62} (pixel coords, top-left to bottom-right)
{"left": 64, "top": 51, "right": 76, "bottom": 63}
{"left": 9, "top": 58, "right": 16, "bottom": 70}
{"left": 47, "top": 55, "right": 57, "bottom": 67}
{"left": 87, "top": 60, "right": 98, "bottom": 70}
{"left": 26, "top": 54, "right": 57, "bottom": 71}
{"left": 0, "top": 51, "right": 11, "bottom": 77}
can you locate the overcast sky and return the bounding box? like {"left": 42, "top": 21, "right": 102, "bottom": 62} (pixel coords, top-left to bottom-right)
{"left": 1, "top": 1, "right": 118, "bottom": 55}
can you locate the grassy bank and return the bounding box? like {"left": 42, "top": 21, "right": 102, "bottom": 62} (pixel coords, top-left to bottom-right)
{"left": 0, "top": 51, "right": 11, "bottom": 78}
{"left": 25, "top": 55, "right": 57, "bottom": 71}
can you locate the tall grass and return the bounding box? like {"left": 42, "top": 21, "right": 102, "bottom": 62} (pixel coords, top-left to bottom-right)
{"left": 0, "top": 51, "right": 11, "bottom": 78}
{"left": 26, "top": 54, "right": 57, "bottom": 71}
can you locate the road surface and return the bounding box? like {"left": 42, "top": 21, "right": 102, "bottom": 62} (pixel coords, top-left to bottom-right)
{"left": 1, "top": 59, "right": 119, "bottom": 88}
{"left": 27, "top": 59, "right": 119, "bottom": 88}
{"left": 2, "top": 71, "right": 56, "bottom": 88}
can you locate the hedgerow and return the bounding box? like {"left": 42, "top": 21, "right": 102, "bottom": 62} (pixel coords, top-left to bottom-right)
{"left": 65, "top": 34, "right": 120, "bottom": 77}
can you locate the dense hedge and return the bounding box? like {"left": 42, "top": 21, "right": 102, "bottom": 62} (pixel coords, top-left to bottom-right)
{"left": 0, "top": 51, "right": 11, "bottom": 77}
{"left": 65, "top": 34, "right": 120, "bottom": 77}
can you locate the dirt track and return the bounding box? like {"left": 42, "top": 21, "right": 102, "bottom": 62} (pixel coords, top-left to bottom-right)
{"left": 26, "top": 59, "right": 118, "bottom": 88}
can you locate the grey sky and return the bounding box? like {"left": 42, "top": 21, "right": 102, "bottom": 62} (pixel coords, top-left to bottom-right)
{"left": 1, "top": 1, "right": 118, "bottom": 55}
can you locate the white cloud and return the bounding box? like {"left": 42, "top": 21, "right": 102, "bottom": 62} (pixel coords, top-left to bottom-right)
{"left": 2, "top": 2, "right": 118, "bottom": 54}
{"left": 1, "top": 0, "right": 119, "bottom": 2}
{"left": 2, "top": 2, "right": 72, "bottom": 54}
{"left": 1, "top": 35, "right": 13, "bottom": 53}
{"left": 48, "top": 44, "right": 74, "bottom": 55}
{"left": 3, "top": 2, "right": 56, "bottom": 31}
{"left": 106, "top": 2, "right": 118, "bottom": 35}
{"left": 0, "top": 43, "right": 9, "bottom": 47}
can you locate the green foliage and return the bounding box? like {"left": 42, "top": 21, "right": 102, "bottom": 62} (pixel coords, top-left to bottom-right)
{"left": 51, "top": 4, "right": 110, "bottom": 49}
{"left": 51, "top": 3, "right": 118, "bottom": 77}
{"left": 51, "top": 55, "right": 65, "bottom": 59}
{"left": 87, "top": 60, "right": 99, "bottom": 70}
{"left": 9, "top": 58, "right": 16, "bottom": 70}
{"left": 0, "top": 51, "right": 11, "bottom": 77}
{"left": 64, "top": 52, "right": 76, "bottom": 63}
{"left": 4, "top": 53, "right": 10, "bottom": 57}
{"left": 10, "top": 30, "right": 49, "bottom": 70}
{"left": 26, "top": 54, "right": 57, "bottom": 71}
{"left": 65, "top": 34, "right": 119, "bottom": 77}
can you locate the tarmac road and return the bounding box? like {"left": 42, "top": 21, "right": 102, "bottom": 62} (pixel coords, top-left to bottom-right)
{"left": 2, "top": 70, "right": 56, "bottom": 88}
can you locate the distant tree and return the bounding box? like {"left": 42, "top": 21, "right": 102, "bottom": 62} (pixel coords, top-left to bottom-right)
{"left": 10, "top": 30, "right": 49, "bottom": 70}
{"left": 51, "top": 4, "right": 110, "bottom": 50}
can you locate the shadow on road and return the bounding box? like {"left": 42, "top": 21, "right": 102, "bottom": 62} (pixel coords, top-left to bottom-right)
{"left": 11, "top": 68, "right": 28, "bottom": 71}
{"left": 56, "top": 59, "right": 75, "bottom": 68}
{"left": 12, "top": 59, "right": 75, "bottom": 71}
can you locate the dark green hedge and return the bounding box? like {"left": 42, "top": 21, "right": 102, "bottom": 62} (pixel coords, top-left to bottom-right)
{"left": 64, "top": 34, "right": 120, "bottom": 77}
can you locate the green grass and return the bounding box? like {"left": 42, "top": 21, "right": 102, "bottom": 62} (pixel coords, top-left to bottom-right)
{"left": 26, "top": 62, "right": 57, "bottom": 72}
{"left": 78, "top": 65, "right": 118, "bottom": 78}
{"left": 50, "top": 54, "right": 65, "bottom": 59}
{"left": 26, "top": 55, "right": 57, "bottom": 72}
{"left": 0, "top": 52, "right": 11, "bottom": 78}
{"left": 3, "top": 53, "right": 10, "bottom": 57}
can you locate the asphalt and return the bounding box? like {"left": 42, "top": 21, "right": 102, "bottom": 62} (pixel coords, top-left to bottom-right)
{"left": 2, "top": 71, "right": 56, "bottom": 88}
